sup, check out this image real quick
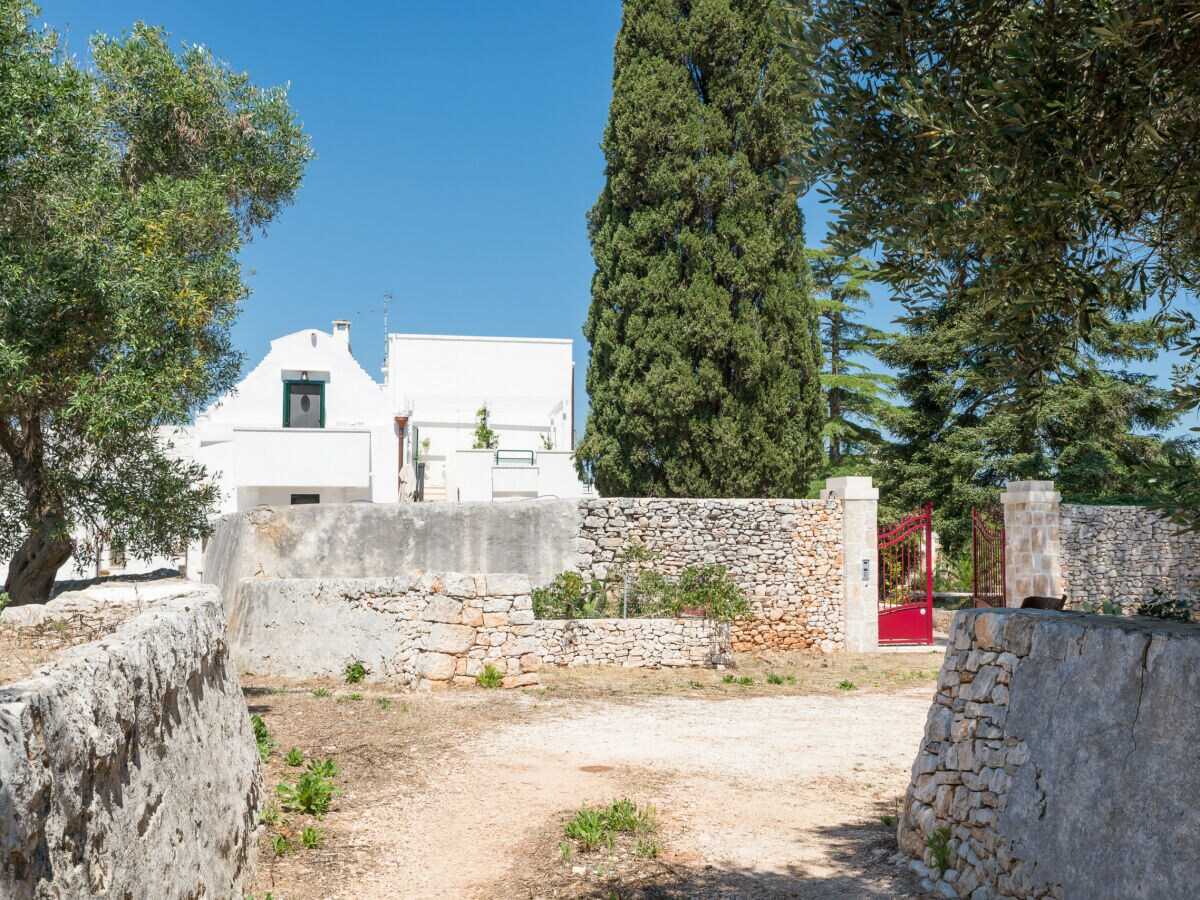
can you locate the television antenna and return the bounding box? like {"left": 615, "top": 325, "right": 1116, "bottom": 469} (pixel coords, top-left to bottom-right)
{"left": 358, "top": 291, "right": 400, "bottom": 376}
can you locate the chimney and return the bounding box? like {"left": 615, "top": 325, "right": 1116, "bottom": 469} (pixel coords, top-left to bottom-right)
{"left": 331, "top": 320, "right": 352, "bottom": 352}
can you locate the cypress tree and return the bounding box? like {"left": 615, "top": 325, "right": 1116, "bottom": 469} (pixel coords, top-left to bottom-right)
{"left": 576, "top": 0, "right": 824, "bottom": 498}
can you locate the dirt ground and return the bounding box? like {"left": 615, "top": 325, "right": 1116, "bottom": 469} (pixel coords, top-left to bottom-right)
{"left": 248, "top": 650, "right": 943, "bottom": 899}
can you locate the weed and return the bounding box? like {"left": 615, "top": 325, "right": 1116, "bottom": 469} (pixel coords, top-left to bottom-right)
{"left": 689, "top": 680, "right": 704, "bottom": 689}
{"left": 722, "top": 674, "right": 736, "bottom": 684}
{"left": 377, "top": 698, "right": 391, "bottom": 710}
{"left": 48, "top": 619, "right": 68, "bottom": 633}
{"left": 735, "top": 676, "right": 754, "bottom": 685}
{"left": 311, "top": 688, "right": 331, "bottom": 698}
{"left": 276, "top": 773, "right": 338, "bottom": 817}
{"left": 784, "top": 675, "right": 797, "bottom": 684}
{"left": 601, "top": 798, "right": 656, "bottom": 834}
{"left": 837, "top": 680, "right": 857, "bottom": 691}
{"left": 283, "top": 747, "right": 305, "bottom": 767}
{"left": 306, "top": 757, "right": 340, "bottom": 779}
{"left": 564, "top": 806, "right": 611, "bottom": 851}
{"left": 635, "top": 839, "right": 660, "bottom": 859}
{"left": 344, "top": 660, "right": 368, "bottom": 684}
{"left": 401, "top": 702, "right": 409, "bottom": 713}
{"left": 270, "top": 832, "right": 292, "bottom": 855}
{"left": 880, "top": 814, "right": 896, "bottom": 828}
{"left": 346, "top": 692, "right": 363, "bottom": 701}
{"left": 559, "top": 841, "right": 571, "bottom": 860}
{"left": 925, "top": 825, "right": 952, "bottom": 875}
{"left": 476, "top": 664, "right": 505, "bottom": 689}
{"left": 245, "top": 894, "right": 274, "bottom": 900}
{"left": 258, "top": 801, "right": 283, "bottom": 827}
{"left": 766, "top": 672, "right": 785, "bottom": 685}
{"left": 300, "top": 825, "right": 325, "bottom": 849}
{"left": 251, "top": 715, "right": 276, "bottom": 761}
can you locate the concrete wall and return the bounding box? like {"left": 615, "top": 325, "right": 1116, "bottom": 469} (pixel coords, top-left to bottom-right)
{"left": 575, "top": 497, "right": 847, "bottom": 652}
{"left": 899, "top": 608, "right": 1200, "bottom": 898}
{"left": 202, "top": 498, "right": 580, "bottom": 597}
{"left": 1060, "top": 503, "right": 1200, "bottom": 610}
{"left": 0, "top": 584, "right": 261, "bottom": 897}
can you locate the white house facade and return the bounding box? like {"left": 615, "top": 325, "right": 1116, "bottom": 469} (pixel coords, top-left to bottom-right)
{"left": 387, "top": 333, "right": 587, "bottom": 502}
{"left": 189, "top": 321, "right": 400, "bottom": 514}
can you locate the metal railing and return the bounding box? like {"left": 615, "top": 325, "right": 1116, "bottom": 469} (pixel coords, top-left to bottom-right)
{"left": 494, "top": 449, "right": 535, "bottom": 467}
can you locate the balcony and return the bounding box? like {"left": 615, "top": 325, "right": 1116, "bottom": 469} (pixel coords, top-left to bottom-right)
{"left": 230, "top": 427, "right": 372, "bottom": 488}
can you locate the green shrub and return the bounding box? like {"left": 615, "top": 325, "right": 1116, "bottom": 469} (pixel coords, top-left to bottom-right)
{"left": 925, "top": 825, "right": 952, "bottom": 875}
{"left": 669, "top": 565, "right": 749, "bottom": 622}
{"left": 283, "top": 747, "right": 305, "bottom": 767}
{"left": 476, "top": 664, "right": 505, "bottom": 689}
{"left": 376, "top": 698, "right": 391, "bottom": 710}
{"left": 564, "top": 799, "right": 658, "bottom": 854}
{"left": 311, "top": 688, "right": 331, "bottom": 698}
{"left": 635, "top": 839, "right": 660, "bottom": 859}
{"left": 300, "top": 825, "right": 324, "bottom": 849}
{"left": 532, "top": 571, "right": 611, "bottom": 619}
{"left": 344, "top": 660, "right": 368, "bottom": 684}
{"left": 306, "top": 757, "right": 340, "bottom": 779}
{"left": 564, "top": 806, "right": 610, "bottom": 851}
{"left": 270, "top": 832, "right": 291, "bottom": 855}
{"left": 838, "top": 680, "right": 856, "bottom": 691}
{"left": 251, "top": 715, "right": 276, "bottom": 762}
{"left": 277, "top": 773, "right": 338, "bottom": 817}
{"left": 766, "top": 672, "right": 785, "bottom": 685}
{"left": 1137, "top": 590, "right": 1193, "bottom": 622}
{"left": 600, "top": 798, "right": 656, "bottom": 833}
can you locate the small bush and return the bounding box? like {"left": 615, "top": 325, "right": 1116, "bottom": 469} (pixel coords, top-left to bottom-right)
{"left": 306, "top": 757, "right": 340, "bottom": 779}
{"left": 476, "top": 664, "right": 505, "bottom": 689}
{"left": 880, "top": 814, "right": 896, "bottom": 828}
{"left": 283, "top": 747, "right": 305, "bottom": 767}
{"left": 259, "top": 801, "right": 283, "bottom": 826}
{"left": 532, "top": 571, "right": 610, "bottom": 619}
{"left": 837, "top": 680, "right": 857, "bottom": 691}
{"left": 270, "top": 832, "right": 291, "bottom": 855}
{"left": 925, "top": 825, "right": 952, "bottom": 875}
{"left": 601, "top": 798, "right": 656, "bottom": 834}
{"left": 670, "top": 564, "right": 749, "bottom": 622}
{"left": 564, "top": 799, "right": 657, "bottom": 854}
{"left": 766, "top": 672, "right": 785, "bottom": 685}
{"left": 344, "top": 660, "right": 368, "bottom": 684}
{"left": 346, "top": 692, "right": 363, "bottom": 701}
{"left": 722, "top": 673, "right": 736, "bottom": 684}
{"left": 564, "top": 806, "right": 611, "bottom": 851}
{"left": 251, "top": 715, "right": 276, "bottom": 761}
{"left": 635, "top": 839, "right": 660, "bottom": 859}
{"left": 300, "top": 825, "right": 325, "bottom": 849}
{"left": 689, "top": 680, "right": 704, "bottom": 689}
{"left": 277, "top": 773, "right": 338, "bottom": 817}
{"left": 1137, "top": 590, "right": 1193, "bottom": 622}
{"left": 377, "top": 698, "right": 392, "bottom": 710}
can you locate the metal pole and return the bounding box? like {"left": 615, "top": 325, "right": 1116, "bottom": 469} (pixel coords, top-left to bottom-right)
{"left": 623, "top": 573, "right": 629, "bottom": 619}
{"left": 925, "top": 503, "right": 935, "bottom": 644}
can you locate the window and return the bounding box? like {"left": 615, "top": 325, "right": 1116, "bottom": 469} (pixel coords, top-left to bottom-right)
{"left": 290, "top": 493, "right": 320, "bottom": 505}
{"left": 283, "top": 380, "right": 324, "bottom": 428}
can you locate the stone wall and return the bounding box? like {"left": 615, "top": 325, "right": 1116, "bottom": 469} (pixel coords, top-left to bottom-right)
{"left": 0, "top": 584, "right": 261, "bottom": 897}
{"left": 228, "top": 573, "right": 542, "bottom": 688}
{"left": 1060, "top": 503, "right": 1200, "bottom": 610}
{"left": 540, "top": 618, "right": 731, "bottom": 668}
{"left": 228, "top": 573, "right": 734, "bottom": 683}
{"left": 575, "top": 498, "right": 845, "bottom": 651}
{"left": 899, "top": 608, "right": 1200, "bottom": 898}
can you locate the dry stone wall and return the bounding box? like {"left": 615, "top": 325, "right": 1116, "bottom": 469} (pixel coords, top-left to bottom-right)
{"left": 0, "top": 583, "right": 261, "bottom": 897}
{"left": 575, "top": 498, "right": 845, "bottom": 651}
{"left": 228, "top": 573, "right": 734, "bottom": 687}
{"left": 899, "top": 608, "right": 1200, "bottom": 899}
{"left": 540, "top": 618, "right": 731, "bottom": 668}
{"left": 1060, "top": 503, "right": 1200, "bottom": 610}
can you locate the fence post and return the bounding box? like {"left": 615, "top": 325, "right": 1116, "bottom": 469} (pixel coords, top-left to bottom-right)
{"left": 1000, "top": 480, "right": 1064, "bottom": 605}
{"left": 822, "top": 476, "right": 879, "bottom": 652}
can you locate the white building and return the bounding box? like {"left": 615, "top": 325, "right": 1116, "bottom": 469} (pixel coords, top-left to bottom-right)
{"left": 190, "top": 321, "right": 399, "bottom": 514}
{"left": 388, "top": 333, "right": 585, "bottom": 502}
{"left": 185, "top": 323, "right": 587, "bottom": 514}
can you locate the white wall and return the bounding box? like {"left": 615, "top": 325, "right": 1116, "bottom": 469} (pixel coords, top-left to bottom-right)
{"left": 387, "top": 334, "right": 582, "bottom": 499}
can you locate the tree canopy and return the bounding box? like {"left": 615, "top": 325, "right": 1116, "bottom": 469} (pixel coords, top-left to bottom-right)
{"left": 577, "top": 0, "right": 825, "bottom": 498}
{"left": 0, "top": 4, "right": 313, "bottom": 600}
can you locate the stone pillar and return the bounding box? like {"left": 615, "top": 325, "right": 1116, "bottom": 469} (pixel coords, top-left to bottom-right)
{"left": 1000, "top": 480, "right": 1064, "bottom": 605}
{"left": 822, "top": 476, "right": 879, "bottom": 652}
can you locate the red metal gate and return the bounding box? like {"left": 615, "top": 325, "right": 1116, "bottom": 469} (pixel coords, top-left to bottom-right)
{"left": 878, "top": 504, "right": 934, "bottom": 645}
{"left": 972, "top": 507, "right": 1006, "bottom": 608}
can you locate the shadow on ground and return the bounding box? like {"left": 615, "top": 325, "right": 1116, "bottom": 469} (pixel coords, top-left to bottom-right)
{"left": 582, "top": 799, "right": 925, "bottom": 900}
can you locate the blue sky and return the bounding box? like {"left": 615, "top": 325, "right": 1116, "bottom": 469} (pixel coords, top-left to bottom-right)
{"left": 41, "top": 0, "right": 850, "bottom": 440}
{"left": 39, "top": 2, "right": 1191, "bottom": 440}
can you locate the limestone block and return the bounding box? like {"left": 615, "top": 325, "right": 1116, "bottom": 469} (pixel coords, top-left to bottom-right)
{"left": 426, "top": 624, "right": 475, "bottom": 655}
{"left": 416, "top": 652, "right": 456, "bottom": 681}
{"left": 422, "top": 595, "right": 464, "bottom": 624}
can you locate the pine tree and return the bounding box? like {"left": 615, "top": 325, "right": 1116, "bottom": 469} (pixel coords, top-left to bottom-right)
{"left": 576, "top": 0, "right": 824, "bottom": 498}
{"left": 807, "top": 248, "right": 893, "bottom": 470}
{"left": 877, "top": 294, "right": 1186, "bottom": 554}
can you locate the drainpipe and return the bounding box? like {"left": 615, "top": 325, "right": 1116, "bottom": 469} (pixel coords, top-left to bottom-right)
{"left": 395, "top": 414, "right": 409, "bottom": 498}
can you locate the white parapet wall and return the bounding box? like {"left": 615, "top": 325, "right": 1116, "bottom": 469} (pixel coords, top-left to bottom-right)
{"left": 0, "top": 581, "right": 261, "bottom": 897}
{"left": 899, "top": 608, "right": 1200, "bottom": 898}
